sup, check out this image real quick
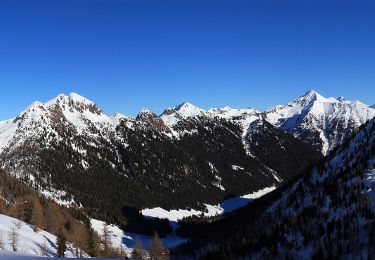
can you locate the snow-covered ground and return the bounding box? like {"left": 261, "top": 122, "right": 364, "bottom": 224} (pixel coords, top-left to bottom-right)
{"left": 0, "top": 214, "right": 80, "bottom": 258}
{"left": 89, "top": 186, "right": 276, "bottom": 256}
{"left": 0, "top": 250, "right": 112, "bottom": 259}
{"left": 90, "top": 219, "right": 186, "bottom": 255}
{"left": 141, "top": 186, "right": 276, "bottom": 222}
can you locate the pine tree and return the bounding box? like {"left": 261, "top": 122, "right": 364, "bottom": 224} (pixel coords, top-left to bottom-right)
{"left": 56, "top": 227, "right": 67, "bottom": 258}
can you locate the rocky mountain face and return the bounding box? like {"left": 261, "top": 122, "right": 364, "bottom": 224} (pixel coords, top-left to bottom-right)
{"left": 0, "top": 93, "right": 321, "bottom": 230}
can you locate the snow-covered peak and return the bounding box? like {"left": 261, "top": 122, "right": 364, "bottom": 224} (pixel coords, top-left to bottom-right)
{"left": 265, "top": 90, "right": 375, "bottom": 154}
{"left": 174, "top": 102, "right": 206, "bottom": 118}
{"left": 136, "top": 108, "right": 160, "bottom": 123}
{"left": 44, "top": 92, "right": 98, "bottom": 110}
{"left": 298, "top": 89, "right": 337, "bottom": 104}
{"left": 160, "top": 102, "right": 206, "bottom": 130}
{"left": 138, "top": 108, "right": 155, "bottom": 116}
{"left": 303, "top": 89, "right": 324, "bottom": 101}
{"left": 0, "top": 93, "right": 131, "bottom": 153}
{"left": 208, "top": 106, "right": 258, "bottom": 119}
{"left": 69, "top": 92, "right": 94, "bottom": 104}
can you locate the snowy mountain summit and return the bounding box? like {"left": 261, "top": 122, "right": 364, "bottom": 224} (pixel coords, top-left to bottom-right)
{"left": 264, "top": 90, "right": 375, "bottom": 154}
{"left": 0, "top": 93, "right": 127, "bottom": 153}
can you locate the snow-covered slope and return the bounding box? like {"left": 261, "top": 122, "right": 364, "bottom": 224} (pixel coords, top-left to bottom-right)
{"left": 161, "top": 103, "right": 260, "bottom": 138}
{"left": 90, "top": 219, "right": 186, "bottom": 256}
{"left": 265, "top": 90, "right": 375, "bottom": 154}
{"left": 0, "top": 93, "right": 127, "bottom": 154}
{"left": 0, "top": 214, "right": 81, "bottom": 258}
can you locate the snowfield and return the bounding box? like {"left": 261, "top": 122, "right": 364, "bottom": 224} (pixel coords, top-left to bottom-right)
{"left": 0, "top": 250, "right": 115, "bottom": 259}
{"left": 0, "top": 214, "right": 81, "bottom": 258}
{"left": 141, "top": 186, "right": 276, "bottom": 222}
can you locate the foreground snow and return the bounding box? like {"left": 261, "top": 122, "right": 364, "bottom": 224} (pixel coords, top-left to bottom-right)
{"left": 141, "top": 186, "right": 276, "bottom": 222}
{"left": 0, "top": 214, "right": 79, "bottom": 258}
{"left": 0, "top": 250, "right": 111, "bottom": 259}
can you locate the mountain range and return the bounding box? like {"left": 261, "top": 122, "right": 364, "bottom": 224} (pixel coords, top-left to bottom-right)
{"left": 0, "top": 89, "right": 375, "bottom": 258}
{"left": 0, "top": 90, "right": 373, "bottom": 234}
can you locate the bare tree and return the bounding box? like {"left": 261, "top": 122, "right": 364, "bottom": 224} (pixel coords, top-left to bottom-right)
{"left": 39, "top": 238, "right": 47, "bottom": 256}
{"left": 8, "top": 225, "right": 19, "bottom": 252}
{"left": 0, "top": 232, "right": 4, "bottom": 249}
{"left": 118, "top": 244, "right": 128, "bottom": 259}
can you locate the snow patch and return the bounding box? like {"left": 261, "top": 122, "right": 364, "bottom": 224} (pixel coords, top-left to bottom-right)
{"left": 141, "top": 186, "right": 276, "bottom": 222}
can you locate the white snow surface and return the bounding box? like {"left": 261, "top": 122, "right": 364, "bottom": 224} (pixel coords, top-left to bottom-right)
{"left": 141, "top": 186, "right": 276, "bottom": 222}
{"left": 90, "top": 219, "right": 186, "bottom": 255}
{"left": 0, "top": 214, "right": 82, "bottom": 258}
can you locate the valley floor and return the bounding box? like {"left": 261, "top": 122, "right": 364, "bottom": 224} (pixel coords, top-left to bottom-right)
{"left": 141, "top": 185, "right": 276, "bottom": 221}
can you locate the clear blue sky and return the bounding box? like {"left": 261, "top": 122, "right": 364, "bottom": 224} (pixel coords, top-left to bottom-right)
{"left": 0, "top": 0, "right": 374, "bottom": 119}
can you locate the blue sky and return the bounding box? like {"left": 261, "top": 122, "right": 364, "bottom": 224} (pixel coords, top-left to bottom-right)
{"left": 0, "top": 0, "right": 374, "bottom": 119}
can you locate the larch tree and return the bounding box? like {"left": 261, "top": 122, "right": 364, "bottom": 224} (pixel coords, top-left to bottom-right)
{"left": 131, "top": 238, "right": 147, "bottom": 260}
{"left": 101, "top": 222, "right": 113, "bottom": 256}
{"left": 149, "top": 232, "right": 169, "bottom": 260}
{"left": 56, "top": 227, "right": 67, "bottom": 258}
{"left": 32, "top": 197, "right": 46, "bottom": 232}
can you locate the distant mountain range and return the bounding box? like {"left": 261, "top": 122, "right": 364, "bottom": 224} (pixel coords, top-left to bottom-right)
{"left": 0, "top": 90, "right": 373, "bottom": 235}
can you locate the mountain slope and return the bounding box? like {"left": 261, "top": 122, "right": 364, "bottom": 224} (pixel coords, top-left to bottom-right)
{"left": 0, "top": 214, "right": 82, "bottom": 258}
{"left": 264, "top": 90, "right": 375, "bottom": 155}
{"left": 200, "top": 117, "right": 375, "bottom": 259}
